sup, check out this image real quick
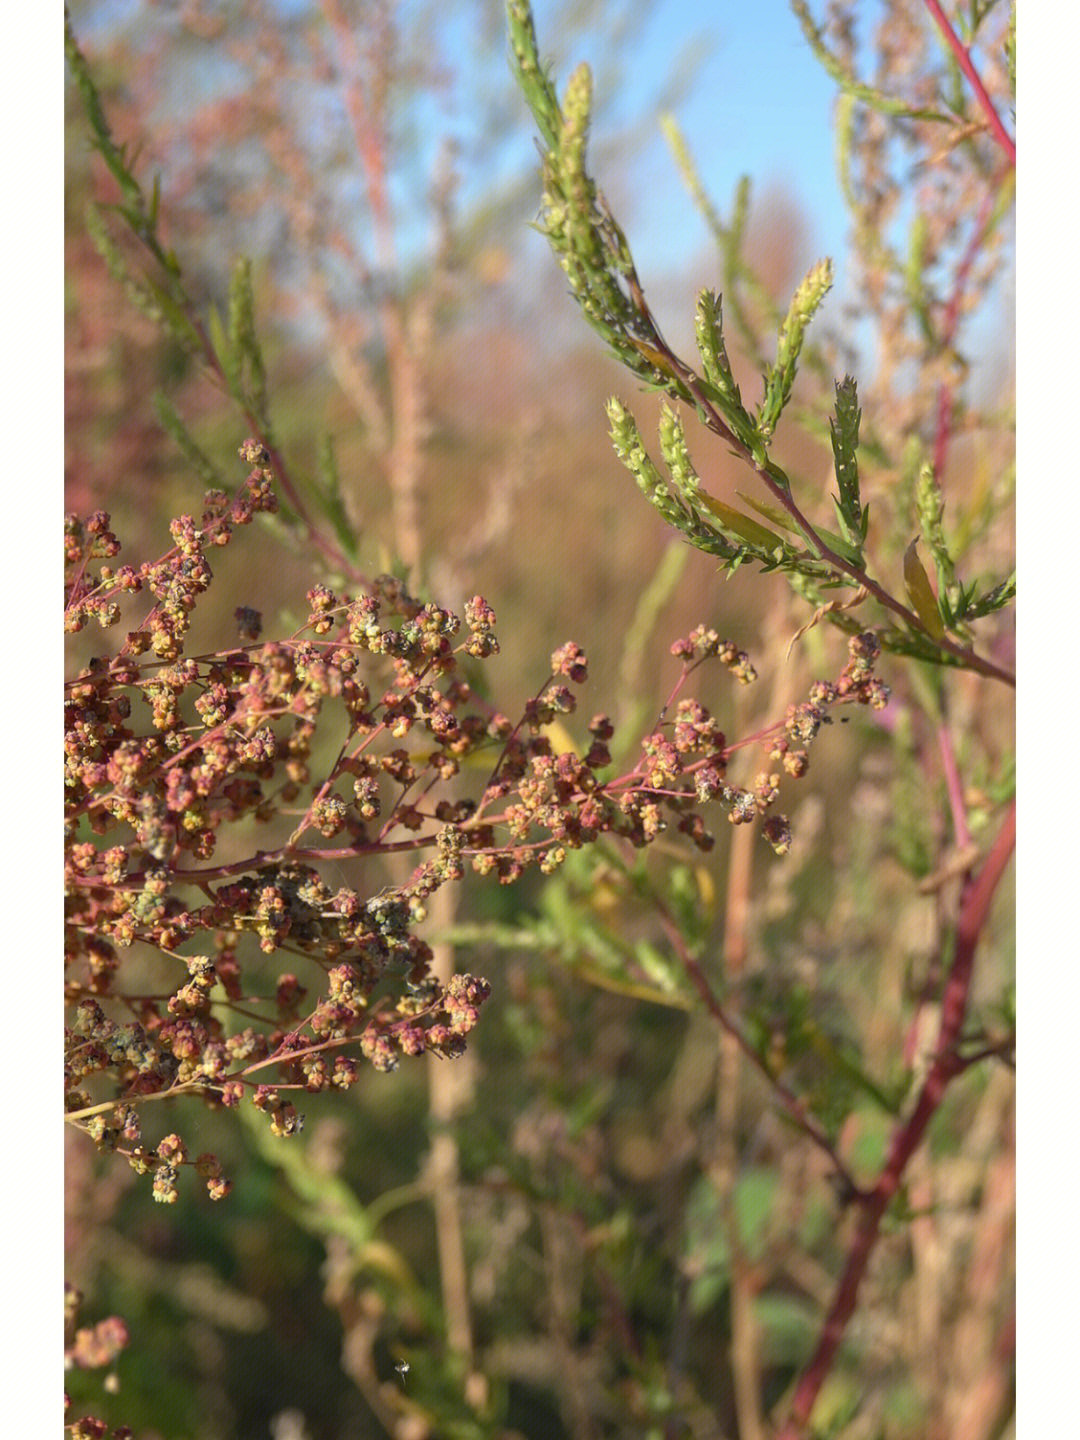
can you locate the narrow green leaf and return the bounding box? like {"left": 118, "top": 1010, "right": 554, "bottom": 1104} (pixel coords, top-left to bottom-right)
{"left": 313, "top": 434, "right": 360, "bottom": 561}
{"left": 694, "top": 290, "right": 760, "bottom": 451}
{"left": 135, "top": 271, "right": 203, "bottom": 354}
{"left": 227, "top": 257, "right": 268, "bottom": 422}
{"left": 915, "top": 461, "right": 957, "bottom": 590}
{"left": 633, "top": 939, "right": 682, "bottom": 994}
{"left": 737, "top": 490, "right": 861, "bottom": 566}
{"left": 698, "top": 492, "right": 784, "bottom": 550}
{"left": 829, "top": 375, "right": 864, "bottom": 552}
{"left": 964, "top": 571, "right": 1016, "bottom": 620}
{"left": 207, "top": 302, "right": 240, "bottom": 396}
{"left": 735, "top": 490, "right": 803, "bottom": 537}
{"left": 903, "top": 539, "right": 947, "bottom": 639}
{"left": 65, "top": 13, "right": 144, "bottom": 214}
{"left": 506, "top": 0, "right": 563, "bottom": 153}
{"left": 152, "top": 393, "right": 227, "bottom": 490}
{"left": 904, "top": 213, "right": 935, "bottom": 344}
{"left": 791, "top": 0, "right": 955, "bottom": 122}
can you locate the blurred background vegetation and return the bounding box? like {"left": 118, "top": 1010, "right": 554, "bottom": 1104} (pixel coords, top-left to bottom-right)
{"left": 65, "top": 2, "right": 1014, "bottom": 1436}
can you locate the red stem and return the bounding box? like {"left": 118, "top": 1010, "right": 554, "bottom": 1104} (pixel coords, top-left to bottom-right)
{"left": 921, "top": 0, "right": 1016, "bottom": 163}
{"left": 776, "top": 799, "right": 1014, "bottom": 1436}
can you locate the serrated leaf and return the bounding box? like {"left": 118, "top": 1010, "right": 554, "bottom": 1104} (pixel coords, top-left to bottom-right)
{"left": 965, "top": 571, "right": 1016, "bottom": 619}
{"left": 903, "top": 539, "right": 946, "bottom": 639}
{"left": 829, "top": 375, "right": 863, "bottom": 549}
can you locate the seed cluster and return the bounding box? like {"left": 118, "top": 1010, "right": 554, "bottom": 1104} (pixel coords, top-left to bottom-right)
{"left": 65, "top": 443, "right": 888, "bottom": 1200}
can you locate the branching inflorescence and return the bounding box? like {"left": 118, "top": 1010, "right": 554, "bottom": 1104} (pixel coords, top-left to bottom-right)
{"left": 65, "top": 2, "right": 1013, "bottom": 1433}
{"left": 65, "top": 442, "right": 887, "bottom": 1202}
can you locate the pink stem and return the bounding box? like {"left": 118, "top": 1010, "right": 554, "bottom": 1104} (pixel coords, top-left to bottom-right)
{"left": 937, "top": 720, "right": 972, "bottom": 850}
{"left": 921, "top": 0, "right": 1016, "bottom": 163}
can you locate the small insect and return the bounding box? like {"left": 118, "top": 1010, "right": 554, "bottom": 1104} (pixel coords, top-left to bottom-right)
{"left": 394, "top": 1360, "right": 410, "bottom": 1387}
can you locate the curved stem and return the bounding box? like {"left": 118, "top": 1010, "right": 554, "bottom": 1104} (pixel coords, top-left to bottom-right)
{"left": 657, "top": 907, "right": 864, "bottom": 1200}
{"left": 776, "top": 800, "right": 1014, "bottom": 1436}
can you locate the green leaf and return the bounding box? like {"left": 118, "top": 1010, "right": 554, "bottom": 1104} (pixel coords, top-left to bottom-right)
{"left": 138, "top": 272, "right": 203, "bottom": 355}
{"left": 697, "top": 492, "right": 784, "bottom": 551}
{"left": 206, "top": 302, "right": 238, "bottom": 393}
{"left": 903, "top": 539, "right": 947, "bottom": 640}
{"left": 693, "top": 290, "right": 760, "bottom": 450}
{"left": 758, "top": 259, "right": 833, "bottom": 443}
{"left": 915, "top": 461, "right": 962, "bottom": 630}
{"left": 65, "top": 12, "right": 144, "bottom": 214}
{"left": 152, "top": 393, "right": 227, "bottom": 490}
{"left": 506, "top": 0, "right": 563, "bottom": 153}
{"left": 754, "top": 1293, "right": 818, "bottom": 1364}
{"left": 904, "top": 212, "right": 935, "bottom": 344}
{"left": 829, "top": 375, "right": 864, "bottom": 552}
{"left": 632, "top": 940, "right": 682, "bottom": 995}
{"left": 734, "top": 1168, "right": 777, "bottom": 1260}
{"left": 814, "top": 521, "right": 865, "bottom": 567}
{"left": 791, "top": 0, "right": 955, "bottom": 122}
{"left": 735, "top": 490, "right": 803, "bottom": 538}
{"left": 312, "top": 434, "right": 360, "bottom": 561}
{"left": 227, "top": 257, "right": 268, "bottom": 424}
{"left": 964, "top": 571, "right": 1016, "bottom": 619}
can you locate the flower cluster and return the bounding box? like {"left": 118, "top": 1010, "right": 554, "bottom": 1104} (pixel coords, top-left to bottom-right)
{"left": 64, "top": 444, "right": 888, "bottom": 1198}
{"left": 65, "top": 1285, "right": 133, "bottom": 1439}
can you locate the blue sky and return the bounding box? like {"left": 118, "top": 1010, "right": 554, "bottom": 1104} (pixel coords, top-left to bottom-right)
{"left": 561, "top": 0, "right": 847, "bottom": 276}
{"left": 434, "top": 0, "right": 850, "bottom": 281}
{"left": 64, "top": 0, "right": 891, "bottom": 333}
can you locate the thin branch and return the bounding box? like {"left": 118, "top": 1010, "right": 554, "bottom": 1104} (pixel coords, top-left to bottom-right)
{"left": 625, "top": 286, "right": 1015, "bottom": 689}
{"left": 937, "top": 716, "right": 973, "bottom": 851}
{"left": 931, "top": 167, "right": 1012, "bottom": 485}
{"left": 921, "top": 0, "right": 1016, "bottom": 163}
{"left": 657, "top": 908, "right": 864, "bottom": 1199}
{"left": 777, "top": 799, "right": 1014, "bottom": 1436}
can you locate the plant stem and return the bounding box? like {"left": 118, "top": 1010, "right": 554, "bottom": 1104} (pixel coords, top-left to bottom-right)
{"left": 776, "top": 799, "right": 1014, "bottom": 1436}
{"left": 921, "top": 0, "right": 1016, "bottom": 163}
